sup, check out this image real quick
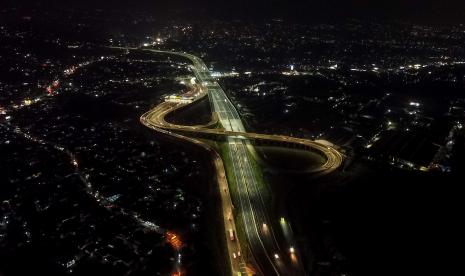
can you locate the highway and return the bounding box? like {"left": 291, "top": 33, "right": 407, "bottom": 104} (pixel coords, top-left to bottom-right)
{"left": 142, "top": 109, "right": 250, "bottom": 275}
{"left": 163, "top": 57, "right": 294, "bottom": 275}
{"left": 121, "top": 47, "right": 344, "bottom": 275}
{"left": 142, "top": 93, "right": 342, "bottom": 175}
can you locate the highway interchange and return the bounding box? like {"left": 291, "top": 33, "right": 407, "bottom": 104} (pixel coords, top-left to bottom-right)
{"left": 119, "top": 47, "right": 344, "bottom": 275}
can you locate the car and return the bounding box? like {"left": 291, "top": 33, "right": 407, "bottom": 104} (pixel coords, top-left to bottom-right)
{"left": 229, "top": 229, "right": 235, "bottom": 241}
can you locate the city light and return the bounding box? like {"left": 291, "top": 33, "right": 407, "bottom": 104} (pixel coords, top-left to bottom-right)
{"left": 2, "top": 5, "right": 461, "bottom": 276}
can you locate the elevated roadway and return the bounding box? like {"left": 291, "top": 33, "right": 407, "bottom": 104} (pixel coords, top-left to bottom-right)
{"left": 114, "top": 47, "right": 343, "bottom": 275}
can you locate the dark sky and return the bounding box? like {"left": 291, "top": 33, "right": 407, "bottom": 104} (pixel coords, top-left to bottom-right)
{"left": 210, "top": 0, "right": 465, "bottom": 23}
{"left": 7, "top": 0, "right": 465, "bottom": 23}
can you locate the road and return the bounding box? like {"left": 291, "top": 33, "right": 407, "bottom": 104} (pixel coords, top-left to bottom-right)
{"left": 158, "top": 53, "right": 300, "bottom": 275}
{"left": 145, "top": 101, "right": 342, "bottom": 174}
{"left": 119, "top": 47, "right": 344, "bottom": 275}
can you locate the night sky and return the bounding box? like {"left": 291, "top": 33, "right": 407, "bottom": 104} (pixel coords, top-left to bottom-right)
{"left": 6, "top": 0, "right": 465, "bottom": 23}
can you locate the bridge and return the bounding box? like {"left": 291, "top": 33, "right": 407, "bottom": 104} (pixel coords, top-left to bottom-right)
{"left": 142, "top": 100, "right": 342, "bottom": 175}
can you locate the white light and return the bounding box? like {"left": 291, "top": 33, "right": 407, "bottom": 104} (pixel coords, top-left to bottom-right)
{"left": 290, "top": 247, "right": 295, "bottom": 254}
{"left": 274, "top": 254, "right": 280, "bottom": 259}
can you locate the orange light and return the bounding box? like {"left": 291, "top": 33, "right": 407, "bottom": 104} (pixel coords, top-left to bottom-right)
{"left": 290, "top": 252, "right": 298, "bottom": 264}
{"left": 171, "top": 268, "right": 185, "bottom": 276}
{"left": 166, "top": 231, "right": 184, "bottom": 250}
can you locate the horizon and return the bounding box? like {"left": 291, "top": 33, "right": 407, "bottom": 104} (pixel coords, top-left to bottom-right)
{"left": 5, "top": 0, "right": 465, "bottom": 24}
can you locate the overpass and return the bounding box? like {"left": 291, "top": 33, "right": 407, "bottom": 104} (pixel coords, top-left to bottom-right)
{"left": 142, "top": 100, "right": 342, "bottom": 175}
{"left": 113, "top": 47, "right": 343, "bottom": 275}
